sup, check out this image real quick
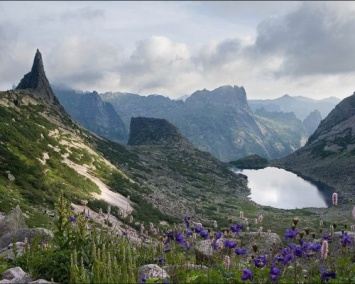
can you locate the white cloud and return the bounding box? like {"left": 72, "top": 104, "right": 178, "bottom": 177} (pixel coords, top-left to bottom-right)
{"left": 1, "top": 1, "right": 355, "bottom": 100}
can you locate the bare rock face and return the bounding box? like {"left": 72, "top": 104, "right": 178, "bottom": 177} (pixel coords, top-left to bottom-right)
{"left": 0, "top": 206, "right": 28, "bottom": 238}
{"left": 1, "top": 267, "right": 32, "bottom": 283}
{"left": 303, "top": 110, "right": 322, "bottom": 136}
{"left": 137, "top": 264, "right": 170, "bottom": 283}
{"left": 128, "top": 117, "right": 191, "bottom": 146}
{"left": 0, "top": 228, "right": 53, "bottom": 250}
{"left": 238, "top": 232, "right": 282, "bottom": 256}
{"left": 16, "top": 49, "right": 56, "bottom": 103}
{"left": 194, "top": 239, "right": 214, "bottom": 265}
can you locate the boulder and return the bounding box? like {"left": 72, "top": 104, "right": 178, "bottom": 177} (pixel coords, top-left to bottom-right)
{"left": 29, "top": 280, "right": 52, "bottom": 284}
{"left": 1, "top": 267, "right": 32, "bottom": 283}
{"left": 0, "top": 206, "right": 28, "bottom": 238}
{"left": 238, "top": 232, "right": 282, "bottom": 256}
{"left": 0, "top": 228, "right": 53, "bottom": 250}
{"left": 0, "top": 246, "right": 26, "bottom": 262}
{"left": 194, "top": 239, "right": 214, "bottom": 265}
{"left": 137, "top": 264, "right": 169, "bottom": 283}
{"left": 163, "top": 264, "right": 208, "bottom": 277}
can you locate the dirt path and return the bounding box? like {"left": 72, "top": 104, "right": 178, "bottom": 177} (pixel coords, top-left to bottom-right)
{"left": 62, "top": 157, "right": 133, "bottom": 213}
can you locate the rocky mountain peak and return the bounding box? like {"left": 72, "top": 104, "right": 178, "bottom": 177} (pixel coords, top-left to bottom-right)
{"left": 186, "top": 85, "right": 249, "bottom": 111}
{"left": 303, "top": 109, "right": 322, "bottom": 136}
{"left": 16, "top": 49, "right": 56, "bottom": 103}
{"left": 307, "top": 92, "right": 355, "bottom": 145}
{"left": 127, "top": 117, "right": 191, "bottom": 146}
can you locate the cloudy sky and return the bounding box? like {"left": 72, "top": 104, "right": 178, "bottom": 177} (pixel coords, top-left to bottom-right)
{"left": 1, "top": 1, "right": 355, "bottom": 100}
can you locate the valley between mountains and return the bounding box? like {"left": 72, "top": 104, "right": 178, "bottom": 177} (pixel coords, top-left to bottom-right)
{"left": 0, "top": 49, "right": 354, "bottom": 248}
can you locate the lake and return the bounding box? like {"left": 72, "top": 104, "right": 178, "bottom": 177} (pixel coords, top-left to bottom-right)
{"left": 233, "top": 167, "right": 334, "bottom": 209}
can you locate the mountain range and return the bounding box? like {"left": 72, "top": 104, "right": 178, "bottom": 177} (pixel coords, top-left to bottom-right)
{"left": 249, "top": 94, "right": 340, "bottom": 121}
{"left": 98, "top": 87, "right": 338, "bottom": 161}
{"left": 1, "top": 49, "right": 258, "bottom": 229}
{"left": 1, "top": 48, "right": 354, "bottom": 240}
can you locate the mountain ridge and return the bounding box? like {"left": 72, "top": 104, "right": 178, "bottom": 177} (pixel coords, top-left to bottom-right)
{"left": 100, "top": 86, "right": 312, "bottom": 161}
{"left": 273, "top": 91, "right": 355, "bottom": 198}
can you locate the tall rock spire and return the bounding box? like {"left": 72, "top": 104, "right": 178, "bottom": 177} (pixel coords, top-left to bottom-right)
{"left": 16, "top": 49, "right": 56, "bottom": 102}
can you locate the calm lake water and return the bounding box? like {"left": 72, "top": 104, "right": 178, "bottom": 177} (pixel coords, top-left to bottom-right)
{"left": 233, "top": 167, "right": 334, "bottom": 209}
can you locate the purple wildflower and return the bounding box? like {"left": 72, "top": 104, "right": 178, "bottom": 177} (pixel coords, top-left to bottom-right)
{"left": 230, "top": 223, "right": 243, "bottom": 236}
{"left": 185, "top": 229, "right": 193, "bottom": 237}
{"left": 285, "top": 228, "right": 299, "bottom": 240}
{"left": 320, "top": 270, "right": 336, "bottom": 283}
{"left": 270, "top": 265, "right": 281, "bottom": 282}
{"left": 235, "top": 248, "right": 247, "bottom": 255}
{"left": 163, "top": 242, "right": 171, "bottom": 253}
{"left": 224, "top": 239, "right": 237, "bottom": 249}
{"left": 68, "top": 216, "right": 76, "bottom": 223}
{"left": 341, "top": 232, "right": 352, "bottom": 247}
{"left": 241, "top": 269, "right": 253, "bottom": 281}
{"left": 199, "top": 229, "right": 209, "bottom": 239}
{"left": 309, "top": 242, "right": 321, "bottom": 251}
{"left": 254, "top": 255, "right": 267, "bottom": 268}
{"left": 276, "top": 251, "right": 293, "bottom": 265}
{"left": 154, "top": 257, "right": 165, "bottom": 266}
{"left": 215, "top": 231, "right": 222, "bottom": 239}
{"left": 175, "top": 232, "right": 185, "bottom": 245}
{"left": 166, "top": 230, "right": 174, "bottom": 240}
{"left": 301, "top": 240, "right": 309, "bottom": 250}
{"left": 141, "top": 275, "right": 148, "bottom": 283}
{"left": 194, "top": 224, "right": 203, "bottom": 233}
{"left": 294, "top": 246, "right": 303, "bottom": 257}
{"left": 322, "top": 233, "right": 331, "bottom": 241}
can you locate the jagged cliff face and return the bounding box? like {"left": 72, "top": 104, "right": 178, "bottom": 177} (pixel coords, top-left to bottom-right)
{"left": 16, "top": 49, "right": 56, "bottom": 103}
{"left": 303, "top": 110, "right": 322, "bottom": 136}
{"left": 128, "top": 117, "right": 190, "bottom": 146}
{"left": 180, "top": 86, "right": 270, "bottom": 161}
{"left": 54, "top": 86, "right": 128, "bottom": 144}
{"left": 275, "top": 92, "right": 355, "bottom": 197}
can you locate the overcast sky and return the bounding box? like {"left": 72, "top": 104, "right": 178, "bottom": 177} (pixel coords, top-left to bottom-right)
{"left": 1, "top": 1, "right": 355, "bottom": 100}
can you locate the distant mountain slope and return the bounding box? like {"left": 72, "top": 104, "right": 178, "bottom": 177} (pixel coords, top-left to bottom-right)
{"left": 53, "top": 86, "right": 128, "bottom": 144}
{"left": 249, "top": 94, "right": 340, "bottom": 121}
{"left": 303, "top": 110, "right": 322, "bottom": 136}
{"left": 254, "top": 109, "right": 308, "bottom": 157}
{"left": 274, "top": 92, "right": 355, "bottom": 198}
{"left": 128, "top": 117, "right": 190, "bottom": 146}
{"left": 101, "top": 86, "right": 308, "bottom": 161}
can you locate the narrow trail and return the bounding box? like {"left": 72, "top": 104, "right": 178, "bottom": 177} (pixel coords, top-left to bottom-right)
{"left": 62, "top": 157, "right": 133, "bottom": 213}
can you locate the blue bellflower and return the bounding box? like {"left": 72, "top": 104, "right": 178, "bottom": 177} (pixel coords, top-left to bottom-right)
{"left": 224, "top": 239, "right": 237, "bottom": 249}
{"left": 199, "top": 229, "right": 209, "bottom": 239}
{"left": 241, "top": 269, "right": 253, "bottom": 281}
{"left": 320, "top": 270, "right": 336, "bottom": 283}
{"left": 254, "top": 255, "right": 267, "bottom": 268}
{"left": 215, "top": 231, "right": 222, "bottom": 239}
{"left": 175, "top": 232, "right": 185, "bottom": 245}
{"left": 341, "top": 232, "right": 352, "bottom": 247}
{"left": 270, "top": 265, "right": 281, "bottom": 282}
{"left": 235, "top": 248, "right": 247, "bottom": 255}
{"left": 285, "top": 228, "right": 300, "bottom": 240}
{"left": 194, "top": 224, "right": 203, "bottom": 233}
{"left": 68, "top": 216, "right": 76, "bottom": 223}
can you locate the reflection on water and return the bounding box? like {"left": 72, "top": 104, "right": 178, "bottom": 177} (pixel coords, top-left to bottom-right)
{"left": 233, "top": 167, "right": 333, "bottom": 209}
